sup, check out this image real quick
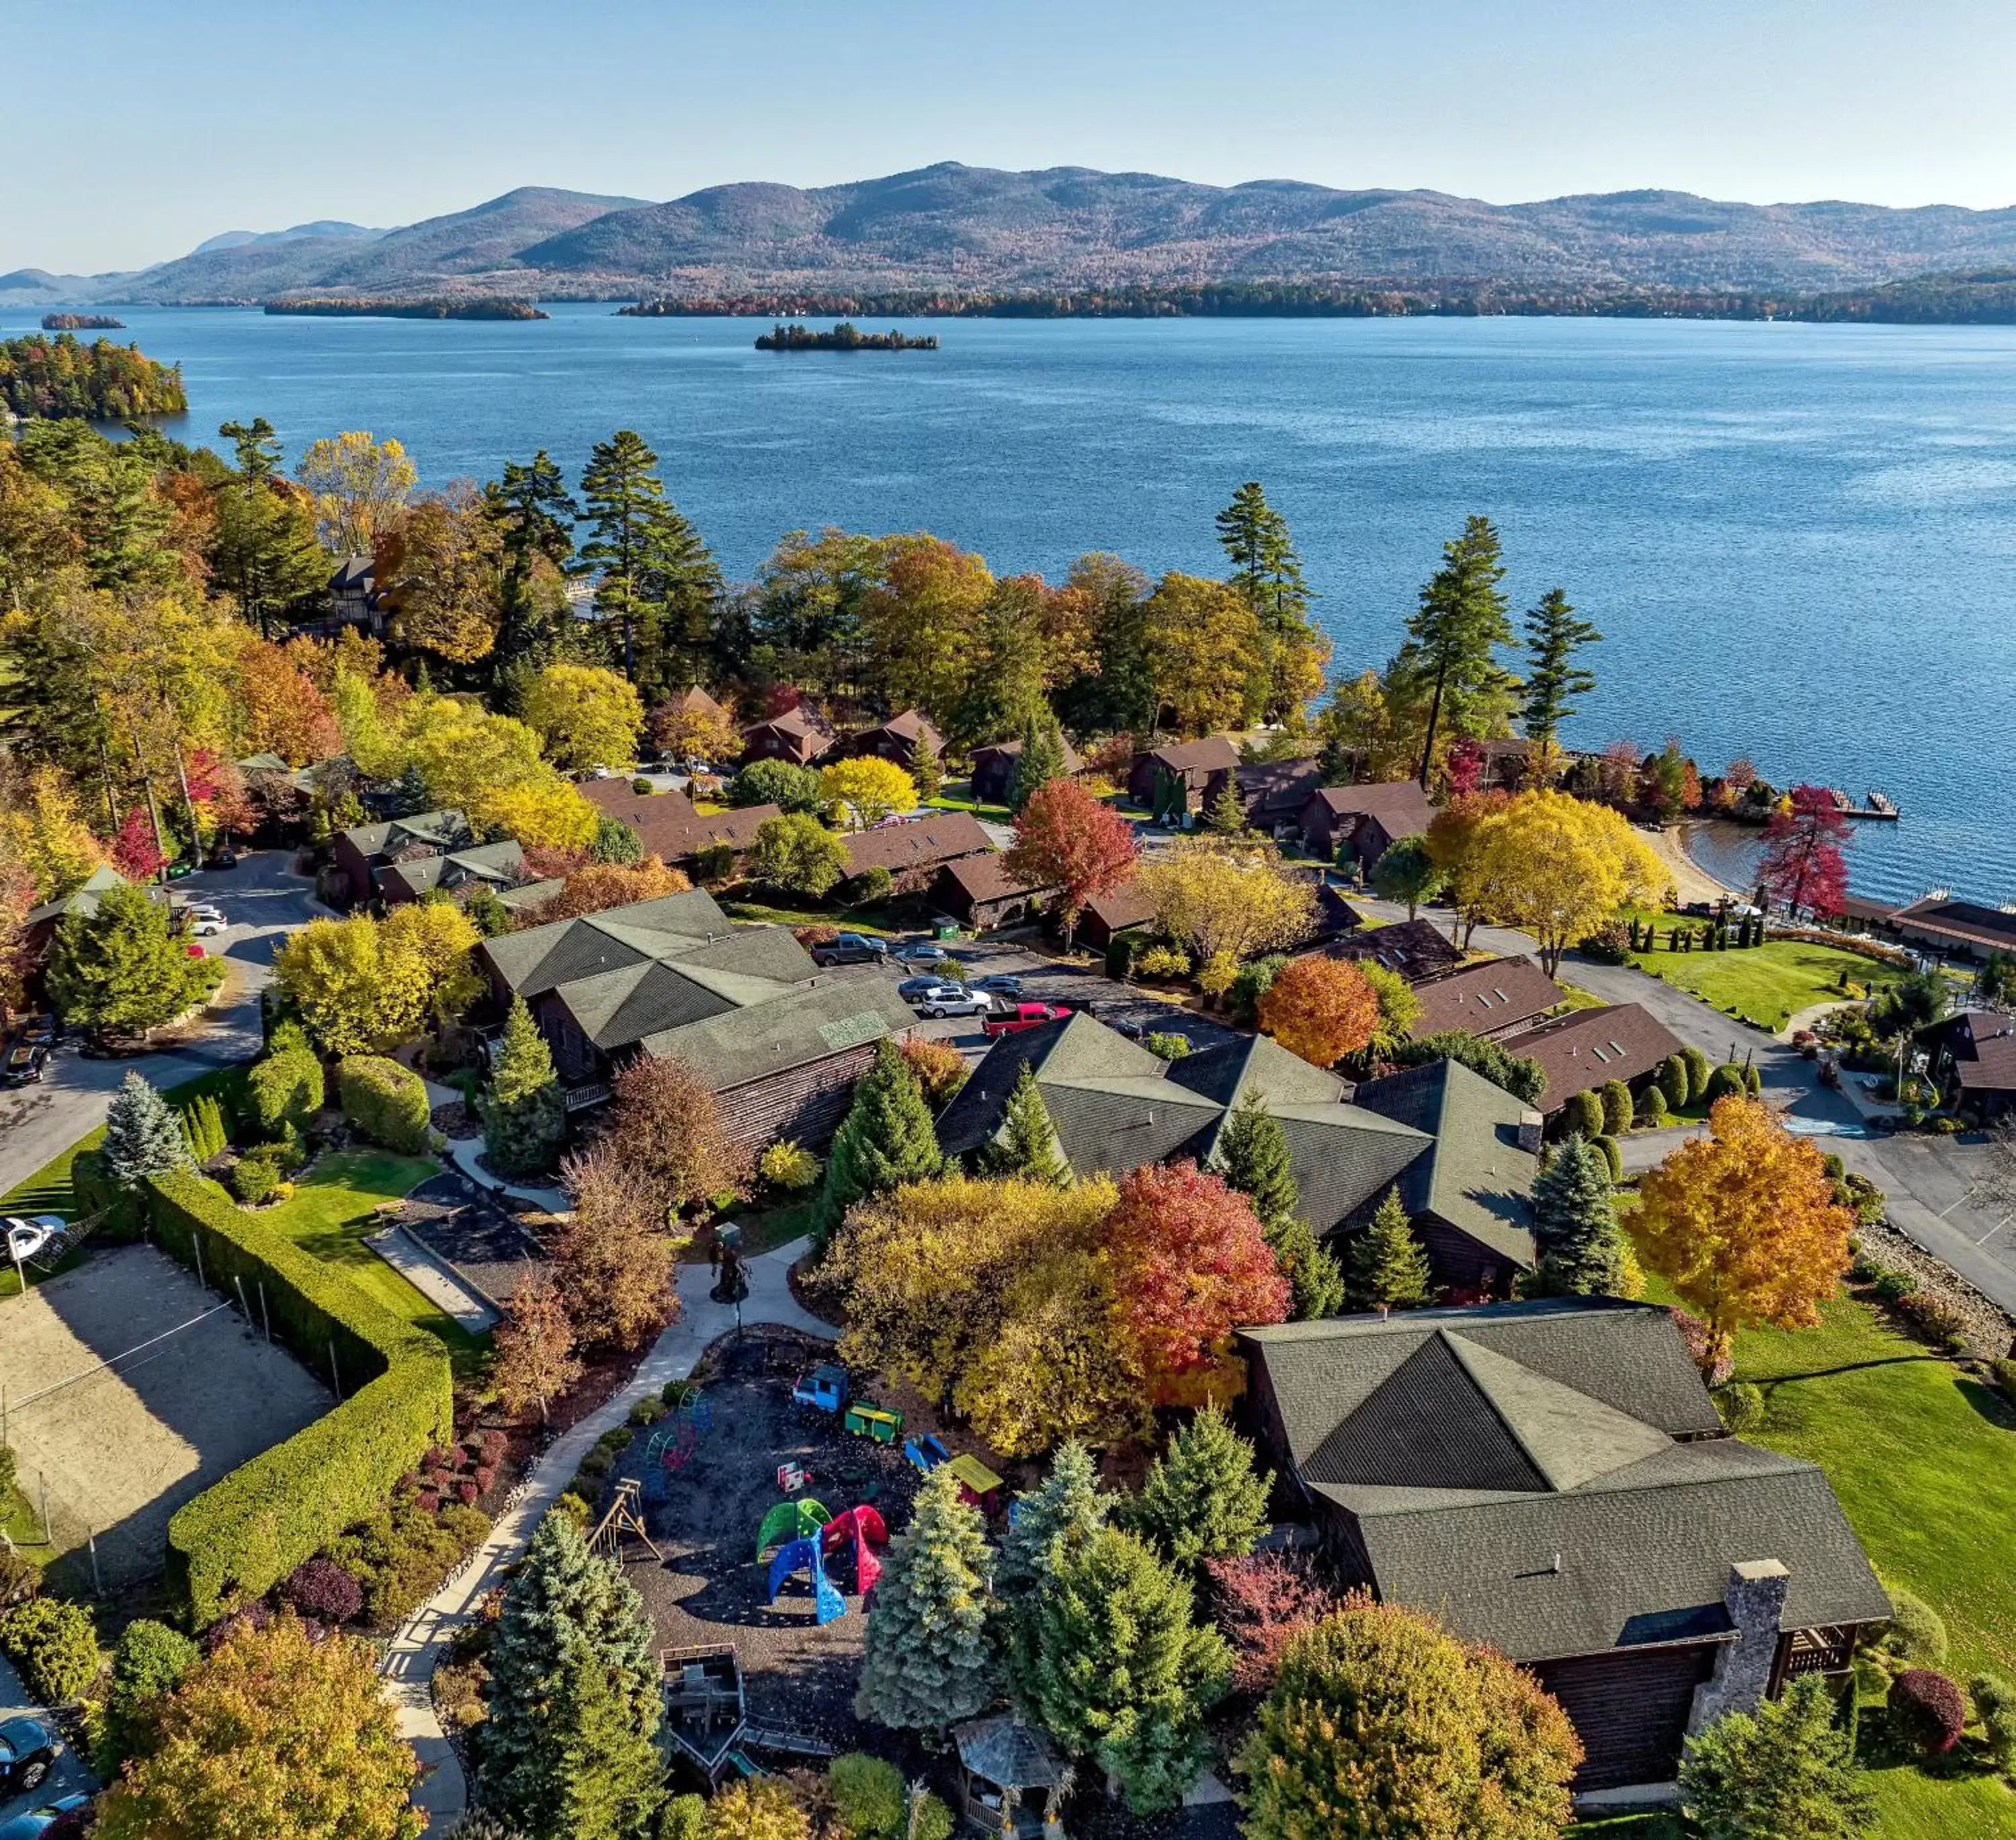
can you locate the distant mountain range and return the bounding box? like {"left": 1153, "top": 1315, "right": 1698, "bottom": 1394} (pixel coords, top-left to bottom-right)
{"left": 11, "top": 163, "right": 2016, "bottom": 308}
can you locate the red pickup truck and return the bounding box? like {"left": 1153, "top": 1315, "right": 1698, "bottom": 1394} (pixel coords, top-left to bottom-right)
{"left": 982, "top": 1001, "right": 1073, "bottom": 1038}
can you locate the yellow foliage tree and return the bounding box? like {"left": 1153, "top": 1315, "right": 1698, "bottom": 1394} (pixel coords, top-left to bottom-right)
{"left": 295, "top": 430, "right": 417, "bottom": 556}
{"left": 818, "top": 755, "right": 918, "bottom": 829}
{"left": 521, "top": 663, "right": 646, "bottom": 772}
{"left": 1633, "top": 1095, "right": 1855, "bottom": 1372}
{"left": 394, "top": 696, "right": 595, "bottom": 847}
{"left": 1313, "top": 669, "right": 1419, "bottom": 784}
{"left": 1468, "top": 788, "right": 1665, "bottom": 975}
{"left": 274, "top": 907, "right": 475, "bottom": 1055}
{"left": 1141, "top": 572, "right": 1265, "bottom": 736}
{"left": 0, "top": 763, "right": 102, "bottom": 901}
{"left": 1134, "top": 837, "right": 1318, "bottom": 970}
{"left": 379, "top": 898, "right": 482, "bottom": 1027}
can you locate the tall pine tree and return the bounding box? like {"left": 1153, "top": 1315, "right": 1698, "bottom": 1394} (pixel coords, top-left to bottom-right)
{"left": 1520, "top": 587, "right": 1602, "bottom": 751}
{"left": 856, "top": 1465, "right": 998, "bottom": 1732}
{"left": 485, "top": 995, "right": 566, "bottom": 1179}
{"left": 997, "top": 1441, "right": 1112, "bottom": 1597}
{"left": 978, "top": 1064, "right": 1070, "bottom": 1186}
{"left": 813, "top": 1040, "right": 943, "bottom": 1245}
{"left": 1387, "top": 515, "right": 1516, "bottom": 786}
{"left": 542, "top": 1640, "right": 665, "bottom": 1840}
{"left": 1214, "top": 480, "right": 1322, "bottom": 722}
{"left": 1122, "top": 1407, "right": 1271, "bottom": 1574}
{"left": 101, "top": 1071, "right": 194, "bottom": 1187}
{"left": 579, "top": 431, "right": 666, "bottom": 684}
{"left": 486, "top": 450, "right": 580, "bottom": 669}
{"left": 1214, "top": 1093, "right": 1343, "bottom": 1320}
{"left": 1006, "top": 713, "right": 1068, "bottom": 814}
{"left": 476, "top": 1509, "right": 661, "bottom": 1833}
{"left": 634, "top": 500, "right": 722, "bottom": 703}
{"left": 1529, "top": 1134, "right": 1632, "bottom": 1297}
{"left": 1345, "top": 1187, "right": 1432, "bottom": 1312}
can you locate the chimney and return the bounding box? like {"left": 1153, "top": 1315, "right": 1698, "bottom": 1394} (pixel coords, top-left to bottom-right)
{"left": 1688, "top": 1560, "right": 1792, "bottom": 1736}
{"left": 1517, "top": 1111, "right": 1544, "bottom": 1154}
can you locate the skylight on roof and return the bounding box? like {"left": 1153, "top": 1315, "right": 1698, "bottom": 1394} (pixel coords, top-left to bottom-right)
{"left": 1607, "top": 1040, "right": 1627, "bottom": 1056}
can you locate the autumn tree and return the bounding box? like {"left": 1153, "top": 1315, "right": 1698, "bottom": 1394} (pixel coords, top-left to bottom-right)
{"left": 556, "top": 1137, "right": 679, "bottom": 1350}
{"left": 492, "top": 1270, "right": 583, "bottom": 1423}
{"left": 1315, "top": 669, "right": 1418, "bottom": 786}
{"left": 1257, "top": 954, "right": 1380, "bottom": 1068}
{"left": 1238, "top": 1599, "right": 1581, "bottom": 1840}
{"left": 646, "top": 692, "right": 739, "bottom": 765}
{"left": 603, "top": 1054, "right": 754, "bottom": 1220}
{"left": 1001, "top": 777, "right": 1138, "bottom": 950}
{"left": 814, "top": 1040, "right": 944, "bottom": 1245}
{"left": 1104, "top": 1160, "right": 1290, "bottom": 1384}
{"left": 374, "top": 485, "right": 503, "bottom": 665}
{"left": 48, "top": 882, "right": 221, "bottom": 1040}
{"left": 1134, "top": 836, "right": 1317, "bottom": 971}
{"left": 296, "top": 430, "right": 416, "bottom": 556}
{"left": 521, "top": 858, "right": 689, "bottom": 926}
{"left": 859, "top": 534, "right": 994, "bottom": 723}
{"left": 818, "top": 756, "right": 917, "bottom": 828}
{"left": 1423, "top": 788, "right": 1512, "bottom": 946}
{"left": 1757, "top": 786, "right": 1853, "bottom": 920}
{"left": 1346, "top": 1187, "right": 1433, "bottom": 1312}
{"left": 95, "top": 1613, "right": 423, "bottom": 1840}
{"left": 1386, "top": 515, "right": 1517, "bottom": 784}
{"left": 1519, "top": 587, "right": 1601, "bottom": 749}
{"left": 747, "top": 811, "right": 850, "bottom": 898}
{"left": 1468, "top": 788, "right": 1666, "bottom": 975}
{"left": 1140, "top": 571, "right": 1265, "bottom": 735}
{"left": 0, "top": 763, "right": 102, "bottom": 900}
{"left": 523, "top": 663, "right": 646, "bottom": 772}
{"left": 1634, "top": 1095, "right": 1854, "bottom": 1372}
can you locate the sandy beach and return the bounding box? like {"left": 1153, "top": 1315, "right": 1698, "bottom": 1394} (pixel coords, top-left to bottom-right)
{"left": 1645, "top": 823, "right": 1740, "bottom": 907}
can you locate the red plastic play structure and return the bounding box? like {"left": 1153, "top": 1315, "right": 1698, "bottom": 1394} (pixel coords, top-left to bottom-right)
{"left": 820, "top": 1503, "right": 889, "bottom": 1595}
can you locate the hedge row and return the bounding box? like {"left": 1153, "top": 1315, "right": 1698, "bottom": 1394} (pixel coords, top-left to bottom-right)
{"left": 335, "top": 1055, "right": 431, "bottom": 1155}
{"left": 146, "top": 1168, "right": 453, "bottom": 1626}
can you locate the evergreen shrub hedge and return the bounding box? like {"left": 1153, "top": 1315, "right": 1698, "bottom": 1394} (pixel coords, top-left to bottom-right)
{"left": 335, "top": 1055, "right": 431, "bottom": 1153}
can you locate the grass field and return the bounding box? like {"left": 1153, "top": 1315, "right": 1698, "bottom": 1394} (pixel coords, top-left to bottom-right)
{"left": 259, "top": 1149, "right": 484, "bottom": 1370}
{"left": 1627, "top": 926, "right": 1904, "bottom": 1031}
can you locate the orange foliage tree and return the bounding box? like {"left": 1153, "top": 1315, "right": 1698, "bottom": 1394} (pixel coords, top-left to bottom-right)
{"left": 1633, "top": 1095, "right": 1854, "bottom": 1371}
{"left": 233, "top": 636, "right": 343, "bottom": 765}
{"left": 1257, "top": 956, "right": 1381, "bottom": 1069}
{"left": 520, "top": 858, "right": 690, "bottom": 925}
{"left": 1104, "top": 1160, "right": 1290, "bottom": 1382}
{"left": 1003, "top": 778, "right": 1140, "bottom": 950}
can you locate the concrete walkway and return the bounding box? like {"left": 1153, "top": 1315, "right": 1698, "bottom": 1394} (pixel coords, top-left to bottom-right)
{"left": 439, "top": 1134, "right": 571, "bottom": 1214}
{"left": 365, "top": 1225, "right": 499, "bottom": 1333}
{"left": 382, "top": 1237, "right": 835, "bottom": 1829}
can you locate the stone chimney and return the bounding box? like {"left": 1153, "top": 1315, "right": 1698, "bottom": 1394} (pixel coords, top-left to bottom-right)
{"left": 1517, "top": 1110, "right": 1544, "bottom": 1155}
{"left": 1687, "top": 1558, "right": 1792, "bottom": 1735}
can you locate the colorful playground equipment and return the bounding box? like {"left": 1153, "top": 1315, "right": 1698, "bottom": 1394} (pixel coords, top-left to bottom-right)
{"left": 903, "top": 1432, "right": 950, "bottom": 1474}
{"left": 766, "top": 1534, "right": 847, "bottom": 1625}
{"left": 844, "top": 1400, "right": 903, "bottom": 1444}
{"left": 820, "top": 1503, "right": 889, "bottom": 1595}
{"left": 906, "top": 1432, "right": 1003, "bottom": 1513}
{"left": 755, "top": 1496, "right": 831, "bottom": 1561}
{"left": 641, "top": 1386, "right": 713, "bottom": 1501}
{"left": 792, "top": 1364, "right": 849, "bottom": 1415}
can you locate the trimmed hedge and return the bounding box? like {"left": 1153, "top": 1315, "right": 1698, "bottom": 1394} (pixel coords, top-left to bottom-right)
{"left": 148, "top": 1169, "right": 453, "bottom": 1626}
{"left": 247, "top": 1045, "right": 323, "bottom": 1141}
{"left": 335, "top": 1055, "right": 431, "bottom": 1154}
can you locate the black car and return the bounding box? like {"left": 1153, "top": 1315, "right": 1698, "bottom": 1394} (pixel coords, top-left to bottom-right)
{"left": 4, "top": 1044, "right": 47, "bottom": 1085}
{"left": 0, "top": 1715, "right": 59, "bottom": 1798}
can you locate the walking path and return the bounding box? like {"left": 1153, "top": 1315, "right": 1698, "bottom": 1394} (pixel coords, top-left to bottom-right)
{"left": 365, "top": 1225, "right": 499, "bottom": 1333}
{"left": 381, "top": 1238, "right": 834, "bottom": 1829}
{"left": 439, "top": 1133, "right": 571, "bottom": 1214}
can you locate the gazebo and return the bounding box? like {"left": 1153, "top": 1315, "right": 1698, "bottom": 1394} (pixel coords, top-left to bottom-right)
{"left": 953, "top": 1714, "right": 1070, "bottom": 1836}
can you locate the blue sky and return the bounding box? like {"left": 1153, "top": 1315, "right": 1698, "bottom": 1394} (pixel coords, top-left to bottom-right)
{"left": 7, "top": 0, "right": 2013, "bottom": 271}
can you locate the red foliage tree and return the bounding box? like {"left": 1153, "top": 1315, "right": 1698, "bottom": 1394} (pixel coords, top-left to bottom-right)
{"left": 110, "top": 808, "right": 166, "bottom": 881}
{"left": 1003, "top": 778, "right": 1140, "bottom": 950}
{"left": 1443, "top": 737, "right": 1484, "bottom": 799}
{"left": 1204, "top": 1552, "right": 1343, "bottom": 1694}
{"left": 1103, "top": 1159, "right": 1290, "bottom": 1380}
{"left": 1757, "top": 784, "right": 1852, "bottom": 919}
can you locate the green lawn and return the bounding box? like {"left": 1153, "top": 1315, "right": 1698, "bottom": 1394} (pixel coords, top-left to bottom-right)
{"left": 720, "top": 898, "right": 908, "bottom": 935}
{"left": 927, "top": 789, "right": 1012, "bottom": 822}
{"left": 259, "top": 1149, "right": 483, "bottom": 1370}
{"left": 1627, "top": 927, "right": 1904, "bottom": 1031}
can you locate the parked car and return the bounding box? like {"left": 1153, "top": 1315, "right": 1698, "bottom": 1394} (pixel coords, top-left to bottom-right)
{"left": 896, "top": 975, "right": 946, "bottom": 1003}
{"left": 3, "top": 1216, "right": 63, "bottom": 1263}
{"left": 811, "top": 932, "right": 888, "bottom": 967}
{"left": 4, "top": 1044, "right": 48, "bottom": 1085}
{"left": 891, "top": 940, "right": 950, "bottom": 966}
{"left": 969, "top": 974, "right": 1023, "bottom": 999}
{"left": 0, "top": 1716, "right": 61, "bottom": 1800}
{"left": 910, "top": 983, "right": 993, "bottom": 1019}
{"left": 0, "top": 1796, "right": 91, "bottom": 1840}
{"left": 181, "top": 900, "right": 226, "bottom": 921}
{"left": 982, "top": 1001, "right": 1073, "bottom": 1038}
{"left": 187, "top": 917, "right": 228, "bottom": 938}
{"left": 206, "top": 846, "right": 239, "bottom": 870}
{"left": 16, "top": 1017, "right": 56, "bottom": 1048}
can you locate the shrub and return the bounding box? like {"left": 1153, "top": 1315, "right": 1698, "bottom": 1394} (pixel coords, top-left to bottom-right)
{"left": 281, "top": 1556, "right": 365, "bottom": 1624}
{"left": 1578, "top": 921, "right": 1632, "bottom": 964}
{"left": 148, "top": 1171, "right": 453, "bottom": 1625}
{"left": 829, "top": 1753, "right": 907, "bottom": 1839}
{"left": 630, "top": 776, "right": 655, "bottom": 795}
{"left": 659, "top": 1794, "right": 707, "bottom": 1840}
{"left": 1656, "top": 1054, "right": 1690, "bottom": 1112}
{"left": 1990, "top": 1357, "right": 2016, "bottom": 1405}
{"left": 1895, "top": 1292, "right": 1968, "bottom": 1353}
{"left": 576, "top": 1446, "right": 613, "bottom": 1480}
{"left": 1136, "top": 944, "right": 1191, "bottom": 979}
{"left": 1888, "top": 1668, "right": 1966, "bottom": 1755}
{"left": 1, "top": 1595, "right": 103, "bottom": 1704}
{"left": 1636, "top": 1085, "right": 1670, "bottom": 1126}
{"left": 1591, "top": 1134, "right": 1623, "bottom": 1182}
{"left": 1680, "top": 1044, "right": 1712, "bottom": 1104}
{"left": 335, "top": 1055, "right": 431, "bottom": 1154}
{"left": 1598, "top": 1079, "right": 1633, "bottom": 1137}
{"left": 692, "top": 841, "right": 738, "bottom": 884}
{"left": 759, "top": 1139, "right": 821, "bottom": 1191}
{"left": 1971, "top": 1671, "right": 2016, "bottom": 1777}
{"left": 1562, "top": 1089, "right": 1604, "bottom": 1141}
{"left": 1671, "top": 1306, "right": 1734, "bottom": 1386}
{"left": 846, "top": 864, "right": 895, "bottom": 907}
{"left": 1714, "top": 1382, "right": 1766, "bottom": 1435}
{"left": 93, "top": 1617, "right": 199, "bottom": 1776}
{"left": 1875, "top": 1587, "right": 1949, "bottom": 1669}
{"left": 1870, "top": 1268, "right": 1919, "bottom": 1303}
{"left": 1106, "top": 930, "right": 1149, "bottom": 980}
{"left": 247, "top": 1044, "right": 324, "bottom": 1140}
{"left": 326, "top": 1497, "right": 489, "bottom": 1628}
{"left": 898, "top": 1036, "right": 968, "bottom": 1107}
{"left": 228, "top": 1153, "right": 284, "bottom": 1205}
{"left": 628, "top": 1396, "right": 667, "bottom": 1427}
{"left": 1230, "top": 953, "right": 1290, "bottom": 1017}
{"left": 792, "top": 923, "right": 839, "bottom": 949}
{"left": 1143, "top": 1032, "right": 1192, "bottom": 1061}
{"left": 1704, "top": 1062, "right": 1747, "bottom": 1104}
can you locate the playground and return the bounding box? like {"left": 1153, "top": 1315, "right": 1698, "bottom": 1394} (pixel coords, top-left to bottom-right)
{"left": 615, "top": 1329, "right": 930, "bottom": 1755}
{"left": 0, "top": 1243, "right": 331, "bottom": 1589}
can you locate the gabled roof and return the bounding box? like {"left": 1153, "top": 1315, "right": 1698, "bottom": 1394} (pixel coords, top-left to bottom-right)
{"left": 1239, "top": 1300, "right": 1888, "bottom": 1661}
{"left": 1139, "top": 735, "right": 1241, "bottom": 774}
{"left": 1894, "top": 896, "right": 2016, "bottom": 951}
{"left": 669, "top": 684, "right": 729, "bottom": 722}
{"left": 1303, "top": 779, "right": 1434, "bottom": 837}
{"left": 579, "top": 785, "right": 780, "bottom": 861}
{"left": 339, "top": 807, "right": 474, "bottom": 862}
{"left": 936, "top": 851, "right": 1056, "bottom": 906}
{"left": 1237, "top": 757, "right": 1324, "bottom": 817}
{"left": 638, "top": 966, "right": 914, "bottom": 1089}
{"left": 25, "top": 862, "right": 127, "bottom": 927}
{"left": 480, "top": 889, "right": 738, "bottom": 997}
{"left": 1500, "top": 1004, "right": 1686, "bottom": 1110}
{"left": 743, "top": 704, "right": 833, "bottom": 742}
{"left": 1328, "top": 918, "right": 1463, "bottom": 980}
{"left": 973, "top": 734, "right": 1085, "bottom": 775}
{"left": 852, "top": 708, "right": 943, "bottom": 751}
{"left": 841, "top": 812, "right": 992, "bottom": 876}
{"left": 1408, "top": 956, "right": 1564, "bottom": 1038}
{"left": 378, "top": 839, "right": 526, "bottom": 900}
{"left": 1935, "top": 1009, "right": 2016, "bottom": 1093}
{"left": 1083, "top": 880, "right": 1157, "bottom": 935}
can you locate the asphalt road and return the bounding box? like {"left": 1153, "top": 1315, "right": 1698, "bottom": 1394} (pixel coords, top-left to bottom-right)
{"left": 0, "top": 852, "right": 325, "bottom": 1202}
{"left": 0, "top": 1650, "right": 93, "bottom": 1821}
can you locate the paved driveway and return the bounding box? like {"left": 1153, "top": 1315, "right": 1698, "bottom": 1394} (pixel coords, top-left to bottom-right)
{"left": 0, "top": 852, "right": 325, "bottom": 1200}
{"left": 0, "top": 1650, "right": 93, "bottom": 1821}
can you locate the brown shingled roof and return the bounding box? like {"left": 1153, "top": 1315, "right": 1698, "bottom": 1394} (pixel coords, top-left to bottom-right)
{"left": 841, "top": 811, "right": 993, "bottom": 876}
{"left": 1302, "top": 780, "right": 1434, "bottom": 837}
{"left": 579, "top": 786, "right": 780, "bottom": 863}
{"left": 1141, "top": 735, "right": 1241, "bottom": 774}
{"left": 1499, "top": 1003, "right": 1687, "bottom": 1110}
{"left": 1408, "top": 956, "right": 1564, "bottom": 1038}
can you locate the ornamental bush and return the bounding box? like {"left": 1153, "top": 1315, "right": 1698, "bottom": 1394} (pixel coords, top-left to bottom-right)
{"left": 1562, "top": 1089, "right": 1605, "bottom": 1141}
{"left": 247, "top": 1043, "right": 324, "bottom": 1140}
{"left": 1599, "top": 1079, "right": 1634, "bottom": 1136}
{"left": 759, "top": 1140, "right": 821, "bottom": 1192}
{"left": 335, "top": 1054, "right": 431, "bottom": 1154}
{"left": 1637, "top": 1085, "right": 1671, "bottom": 1126}
{"left": 1888, "top": 1668, "right": 1966, "bottom": 1755}
{"left": 1682, "top": 1044, "right": 1713, "bottom": 1104}
{"left": 829, "top": 1753, "right": 906, "bottom": 1839}
{"left": 1, "top": 1595, "right": 103, "bottom": 1704}
{"left": 1874, "top": 1587, "right": 1949, "bottom": 1669}
{"left": 1714, "top": 1382, "right": 1766, "bottom": 1435}
{"left": 1143, "top": 1032, "right": 1192, "bottom": 1061}
{"left": 228, "top": 1153, "right": 284, "bottom": 1205}
{"left": 1971, "top": 1671, "right": 2016, "bottom": 1778}
{"left": 1705, "top": 1062, "right": 1748, "bottom": 1104}
{"left": 1657, "top": 1054, "right": 1691, "bottom": 1112}
{"left": 1136, "top": 944, "right": 1191, "bottom": 979}
{"left": 281, "top": 1556, "right": 365, "bottom": 1624}
{"left": 1591, "top": 1133, "right": 1624, "bottom": 1182}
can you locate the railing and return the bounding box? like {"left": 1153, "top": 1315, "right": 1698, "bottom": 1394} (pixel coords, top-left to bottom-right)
{"left": 562, "top": 1081, "right": 612, "bottom": 1112}
{"left": 1785, "top": 1626, "right": 1855, "bottom": 1676}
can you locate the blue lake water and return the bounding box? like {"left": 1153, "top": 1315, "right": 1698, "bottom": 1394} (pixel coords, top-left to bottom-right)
{"left": 23, "top": 302, "right": 2011, "bottom": 907}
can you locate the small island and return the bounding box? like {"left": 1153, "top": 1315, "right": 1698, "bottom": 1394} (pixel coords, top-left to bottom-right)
{"left": 41, "top": 312, "right": 125, "bottom": 331}
{"left": 0, "top": 332, "right": 185, "bottom": 419}
{"left": 263, "top": 297, "right": 550, "bottom": 321}
{"left": 753, "top": 321, "right": 938, "bottom": 351}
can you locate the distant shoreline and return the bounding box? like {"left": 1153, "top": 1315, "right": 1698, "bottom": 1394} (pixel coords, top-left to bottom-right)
{"left": 262, "top": 297, "right": 548, "bottom": 321}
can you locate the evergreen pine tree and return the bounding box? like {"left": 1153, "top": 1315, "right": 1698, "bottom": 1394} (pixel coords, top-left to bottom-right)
{"left": 1679, "top": 1673, "right": 1874, "bottom": 1840}
{"left": 978, "top": 1064, "right": 1070, "bottom": 1186}
{"left": 1007, "top": 714, "right": 1068, "bottom": 814}
{"left": 1387, "top": 515, "right": 1515, "bottom": 785}
{"left": 813, "top": 1040, "right": 943, "bottom": 1245}
{"left": 1214, "top": 480, "right": 1320, "bottom": 722}
{"left": 996, "top": 1441, "right": 1112, "bottom": 1597}
{"left": 855, "top": 1465, "right": 998, "bottom": 1732}
{"left": 487, "top": 450, "right": 581, "bottom": 669}
{"left": 1023, "top": 1527, "right": 1233, "bottom": 1814}
{"left": 387, "top": 763, "right": 431, "bottom": 818}
{"left": 1529, "top": 1135, "right": 1632, "bottom": 1297}
{"left": 1202, "top": 782, "right": 1249, "bottom": 835}
{"left": 1214, "top": 1092, "right": 1298, "bottom": 1226}
{"left": 476, "top": 1510, "right": 661, "bottom": 1831}
{"left": 101, "top": 1071, "right": 194, "bottom": 1187}
{"left": 579, "top": 430, "right": 667, "bottom": 683}
{"left": 543, "top": 1640, "right": 665, "bottom": 1840}
{"left": 1266, "top": 1216, "right": 1347, "bottom": 1321}
{"left": 1122, "top": 1407, "right": 1271, "bottom": 1573}
{"left": 1345, "top": 1187, "right": 1432, "bottom": 1312}
{"left": 634, "top": 499, "right": 723, "bottom": 703}
{"left": 485, "top": 996, "right": 566, "bottom": 1179}
{"left": 1519, "top": 587, "right": 1602, "bottom": 749}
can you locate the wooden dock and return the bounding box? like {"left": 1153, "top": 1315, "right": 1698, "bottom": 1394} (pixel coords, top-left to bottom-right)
{"left": 1824, "top": 788, "right": 1901, "bottom": 821}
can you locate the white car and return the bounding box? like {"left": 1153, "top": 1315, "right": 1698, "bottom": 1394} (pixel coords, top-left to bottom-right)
{"left": 187, "top": 917, "right": 228, "bottom": 938}
{"left": 3, "top": 1215, "right": 63, "bottom": 1263}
